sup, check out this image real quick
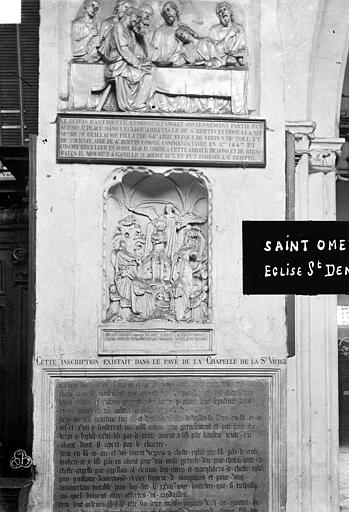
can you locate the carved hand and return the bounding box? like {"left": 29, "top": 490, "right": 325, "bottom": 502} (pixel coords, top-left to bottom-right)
{"left": 140, "top": 63, "right": 153, "bottom": 72}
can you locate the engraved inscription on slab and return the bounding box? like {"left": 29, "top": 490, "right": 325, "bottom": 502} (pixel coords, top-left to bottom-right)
{"left": 57, "top": 115, "right": 266, "bottom": 166}
{"left": 64, "top": 0, "right": 250, "bottom": 114}
{"left": 99, "top": 328, "right": 212, "bottom": 354}
{"left": 54, "top": 377, "right": 269, "bottom": 511}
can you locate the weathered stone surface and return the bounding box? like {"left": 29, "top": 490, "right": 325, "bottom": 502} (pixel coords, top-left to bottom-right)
{"left": 54, "top": 377, "right": 269, "bottom": 511}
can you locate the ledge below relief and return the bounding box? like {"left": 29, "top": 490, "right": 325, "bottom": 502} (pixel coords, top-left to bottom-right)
{"left": 98, "top": 322, "right": 215, "bottom": 355}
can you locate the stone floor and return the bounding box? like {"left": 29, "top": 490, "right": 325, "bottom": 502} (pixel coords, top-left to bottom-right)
{"left": 340, "top": 445, "right": 349, "bottom": 511}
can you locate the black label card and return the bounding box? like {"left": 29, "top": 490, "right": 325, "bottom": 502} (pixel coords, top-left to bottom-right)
{"left": 243, "top": 221, "right": 349, "bottom": 294}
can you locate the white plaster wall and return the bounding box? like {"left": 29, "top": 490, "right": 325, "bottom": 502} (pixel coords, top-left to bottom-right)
{"left": 279, "top": 0, "right": 322, "bottom": 121}
{"left": 309, "top": 0, "right": 349, "bottom": 137}
{"left": 279, "top": 0, "right": 349, "bottom": 136}
{"left": 281, "top": 1, "right": 349, "bottom": 509}
{"left": 35, "top": 162, "right": 287, "bottom": 358}
{"left": 35, "top": 0, "right": 287, "bottom": 363}
{"left": 32, "top": 0, "right": 349, "bottom": 510}
{"left": 31, "top": 0, "right": 292, "bottom": 508}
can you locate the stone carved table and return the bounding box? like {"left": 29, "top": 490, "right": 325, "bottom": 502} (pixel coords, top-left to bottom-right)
{"left": 154, "top": 67, "right": 248, "bottom": 114}
{"left": 67, "top": 62, "right": 248, "bottom": 114}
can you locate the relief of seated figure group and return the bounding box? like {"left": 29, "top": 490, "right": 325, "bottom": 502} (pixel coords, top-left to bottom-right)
{"left": 105, "top": 171, "right": 209, "bottom": 323}
{"left": 70, "top": 0, "right": 249, "bottom": 113}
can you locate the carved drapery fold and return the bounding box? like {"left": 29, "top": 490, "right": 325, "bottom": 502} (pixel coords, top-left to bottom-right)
{"left": 64, "top": 0, "right": 251, "bottom": 114}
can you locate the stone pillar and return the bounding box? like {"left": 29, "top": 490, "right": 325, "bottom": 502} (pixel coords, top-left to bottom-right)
{"left": 286, "top": 123, "right": 343, "bottom": 512}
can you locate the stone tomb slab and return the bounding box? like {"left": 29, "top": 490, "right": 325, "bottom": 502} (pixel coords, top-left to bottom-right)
{"left": 54, "top": 377, "right": 269, "bottom": 511}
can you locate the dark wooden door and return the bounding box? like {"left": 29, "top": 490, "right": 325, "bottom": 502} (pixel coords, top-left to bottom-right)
{"left": 0, "top": 226, "right": 30, "bottom": 476}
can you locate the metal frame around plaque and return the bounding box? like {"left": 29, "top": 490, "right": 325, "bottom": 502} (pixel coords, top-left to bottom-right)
{"left": 56, "top": 113, "right": 266, "bottom": 168}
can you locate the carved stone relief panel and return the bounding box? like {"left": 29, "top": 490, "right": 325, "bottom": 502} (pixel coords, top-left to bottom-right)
{"left": 60, "top": 0, "right": 255, "bottom": 114}
{"left": 103, "top": 167, "right": 210, "bottom": 325}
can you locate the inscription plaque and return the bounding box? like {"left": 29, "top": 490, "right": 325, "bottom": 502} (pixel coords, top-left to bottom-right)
{"left": 99, "top": 328, "right": 213, "bottom": 355}
{"left": 56, "top": 115, "right": 266, "bottom": 167}
{"left": 54, "top": 377, "right": 269, "bottom": 511}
